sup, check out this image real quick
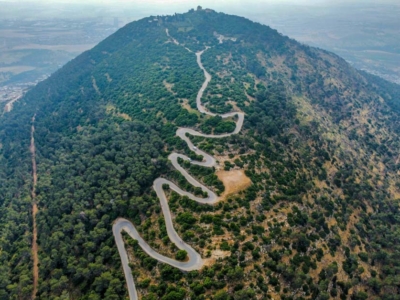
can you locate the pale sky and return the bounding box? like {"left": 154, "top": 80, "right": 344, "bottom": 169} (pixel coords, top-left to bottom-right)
{"left": 1, "top": 0, "right": 324, "bottom": 2}
{"left": 2, "top": 0, "right": 396, "bottom": 9}
{"left": 0, "top": 0, "right": 343, "bottom": 19}
{"left": 0, "top": 0, "right": 372, "bottom": 5}
{"left": 2, "top": 0, "right": 397, "bottom": 22}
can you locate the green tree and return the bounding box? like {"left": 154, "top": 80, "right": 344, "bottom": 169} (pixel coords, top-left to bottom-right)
{"left": 176, "top": 250, "right": 188, "bottom": 261}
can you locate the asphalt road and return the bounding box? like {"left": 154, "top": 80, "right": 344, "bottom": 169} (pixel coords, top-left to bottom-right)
{"left": 113, "top": 30, "right": 245, "bottom": 300}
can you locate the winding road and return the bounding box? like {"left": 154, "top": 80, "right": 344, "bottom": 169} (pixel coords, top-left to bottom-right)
{"left": 113, "top": 30, "right": 245, "bottom": 300}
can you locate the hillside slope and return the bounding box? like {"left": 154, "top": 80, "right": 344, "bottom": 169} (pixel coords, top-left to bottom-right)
{"left": 1, "top": 7, "right": 400, "bottom": 300}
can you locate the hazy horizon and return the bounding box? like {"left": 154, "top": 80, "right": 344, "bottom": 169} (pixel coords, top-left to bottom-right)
{"left": 1, "top": 0, "right": 399, "bottom": 85}
{"left": 1, "top": 0, "right": 399, "bottom": 6}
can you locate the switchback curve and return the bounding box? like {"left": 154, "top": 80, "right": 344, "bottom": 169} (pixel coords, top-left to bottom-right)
{"left": 113, "top": 29, "right": 245, "bottom": 300}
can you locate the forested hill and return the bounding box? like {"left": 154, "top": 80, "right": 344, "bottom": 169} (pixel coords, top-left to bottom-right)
{"left": 1, "top": 7, "right": 400, "bottom": 299}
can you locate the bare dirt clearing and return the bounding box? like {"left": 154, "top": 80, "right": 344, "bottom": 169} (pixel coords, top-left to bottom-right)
{"left": 216, "top": 169, "right": 251, "bottom": 197}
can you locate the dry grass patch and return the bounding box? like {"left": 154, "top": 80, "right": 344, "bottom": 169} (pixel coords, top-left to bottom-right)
{"left": 105, "top": 73, "right": 112, "bottom": 82}
{"left": 117, "top": 113, "right": 131, "bottom": 121}
{"left": 92, "top": 77, "right": 100, "bottom": 95}
{"left": 211, "top": 249, "right": 231, "bottom": 260}
{"left": 163, "top": 80, "right": 176, "bottom": 95}
{"left": 105, "top": 104, "right": 132, "bottom": 121}
{"left": 226, "top": 100, "right": 241, "bottom": 112}
{"left": 217, "top": 169, "right": 251, "bottom": 197}
{"left": 181, "top": 99, "right": 200, "bottom": 115}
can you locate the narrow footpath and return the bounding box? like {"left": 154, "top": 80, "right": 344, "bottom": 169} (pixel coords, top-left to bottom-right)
{"left": 30, "top": 114, "right": 39, "bottom": 299}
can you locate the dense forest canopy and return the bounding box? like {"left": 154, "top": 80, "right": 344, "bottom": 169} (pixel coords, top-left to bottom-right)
{"left": 1, "top": 7, "right": 400, "bottom": 300}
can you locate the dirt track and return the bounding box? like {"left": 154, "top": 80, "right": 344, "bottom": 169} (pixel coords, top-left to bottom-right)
{"left": 30, "top": 114, "right": 38, "bottom": 299}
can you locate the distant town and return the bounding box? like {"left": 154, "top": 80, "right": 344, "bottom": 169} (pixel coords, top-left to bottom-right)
{"left": 0, "top": 74, "right": 49, "bottom": 112}
{"left": 0, "top": 16, "right": 125, "bottom": 111}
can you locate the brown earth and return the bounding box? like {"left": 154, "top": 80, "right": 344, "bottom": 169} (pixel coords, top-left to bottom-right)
{"left": 216, "top": 169, "right": 252, "bottom": 197}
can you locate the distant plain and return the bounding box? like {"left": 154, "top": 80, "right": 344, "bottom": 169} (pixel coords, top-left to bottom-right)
{"left": 0, "top": 1, "right": 399, "bottom": 86}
